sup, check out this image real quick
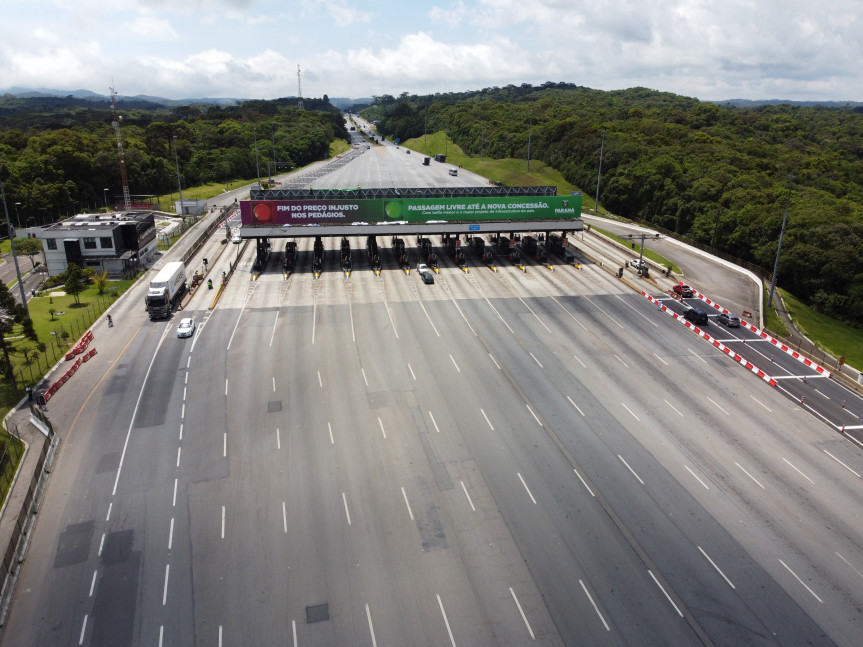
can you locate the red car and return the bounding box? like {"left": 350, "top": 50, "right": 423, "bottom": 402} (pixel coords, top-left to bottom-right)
{"left": 673, "top": 283, "right": 694, "bottom": 298}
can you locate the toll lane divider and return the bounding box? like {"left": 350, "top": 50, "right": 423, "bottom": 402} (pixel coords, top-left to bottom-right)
{"left": 44, "top": 347, "right": 98, "bottom": 402}
{"left": 642, "top": 292, "right": 777, "bottom": 387}
{"left": 64, "top": 329, "right": 95, "bottom": 361}
{"left": 692, "top": 290, "right": 831, "bottom": 378}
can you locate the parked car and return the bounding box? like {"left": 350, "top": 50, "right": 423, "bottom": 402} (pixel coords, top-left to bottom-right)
{"left": 176, "top": 317, "right": 196, "bottom": 338}
{"left": 673, "top": 283, "right": 694, "bottom": 298}
{"left": 718, "top": 312, "right": 741, "bottom": 327}
{"left": 683, "top": 308, "right": 709, "bottom": 325}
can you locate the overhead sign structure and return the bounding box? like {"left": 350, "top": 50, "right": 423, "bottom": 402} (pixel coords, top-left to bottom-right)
{"left": 241, "top": 195, "right": 582, "bottom": 227}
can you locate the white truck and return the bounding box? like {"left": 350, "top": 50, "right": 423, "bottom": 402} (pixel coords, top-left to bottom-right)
{"left": 145, "top": 261, "right": 187, "bottom": 319}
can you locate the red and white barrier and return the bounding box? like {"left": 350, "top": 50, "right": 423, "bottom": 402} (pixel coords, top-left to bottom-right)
{"left": 44, "top": 347, "right": 97, "bottom": 402}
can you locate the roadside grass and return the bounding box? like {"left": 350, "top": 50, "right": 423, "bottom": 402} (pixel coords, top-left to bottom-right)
{"left": 330, "top": 139, "right": 351, "bottom": 156}
{"left": 762, "top": 288, "right": 791, "bottom": 337}
{"left": 778, "top": 288, "right": 863, "bottom": 370}
{"left": 590, "top": 225, "right": 681, "bottom": 273}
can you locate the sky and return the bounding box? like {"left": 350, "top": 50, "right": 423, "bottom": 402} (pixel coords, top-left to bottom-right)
{"left": 1, "top": 0, "right": 861, "bottom": 102}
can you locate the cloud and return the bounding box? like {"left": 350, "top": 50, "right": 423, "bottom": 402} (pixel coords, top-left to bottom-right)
{"left": 429, "top": 0, "right": 467, "bottom": 29}
{"left": 300, "top": 0, "right": 372, "bottom": 28}
{"left": 123, "top": 14, "right": 178, "bottom": 39}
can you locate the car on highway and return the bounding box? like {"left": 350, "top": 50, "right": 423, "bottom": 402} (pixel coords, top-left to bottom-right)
{"left": 176, "top": 317, "right": 196, "bottom": 338}
{"left": 417, "top": 263, "right": 430, "bottom": 275}
{"left": 232, "top": 234, "right": 242, "bottom": 244}
{"left": 422, "top": 272, "right": 435, "bottom": 284}
{"left": 718, "top": 312, "right": 741, "bottom": 327}
{"left": 629, "top": 258, "right": 646, "bottom": 269}
{"left": 448, "top": 168, "right": 458, "bottom": 176}
{"left": 673, "top": 283, "right": 694, "bottom": 297}
{"left": 683, "top": 308, "right": 709, "bottom": 325}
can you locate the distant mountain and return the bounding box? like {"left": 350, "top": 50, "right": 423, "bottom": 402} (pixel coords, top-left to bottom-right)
{"left": 714, "top": 98, "right": 863, "bottom": 108}
{"left": 0, "top": 87, "right": 244, "bottom": 107}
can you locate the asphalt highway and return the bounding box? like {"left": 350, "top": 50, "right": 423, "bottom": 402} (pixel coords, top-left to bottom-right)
{"left": 3, "top": 135, "right": 863, "bottom": 646}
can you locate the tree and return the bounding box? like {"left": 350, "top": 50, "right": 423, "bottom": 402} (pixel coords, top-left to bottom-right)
{"left": 0, "top": 280, "right": 39, "bottom": 387}
{"left": 64, "top": 263, "right": 86, "bottom": 305}
{"left": 92, "top": 270, "right": 109, "bottom": 295}
{"left": 15, "top": 236, "right": 42, "bottom": 266}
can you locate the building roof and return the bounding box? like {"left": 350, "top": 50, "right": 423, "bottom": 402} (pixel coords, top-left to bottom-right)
{"left": 41, "top": 211, "right": 155, "bottom": 233}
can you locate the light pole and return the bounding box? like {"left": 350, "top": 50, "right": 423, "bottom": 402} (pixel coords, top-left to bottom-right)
{"left": 526, "top": 108, "right": 532, "bottom": 174}
{"left": 103, "top": 188, "right": 109, "bottom": 211}
{"left": 14, "top": 202, "right": 21, "bottom": 229}
{"left": 271, "top": 123, "right": 277, "bottom": 181}
{"left": 768, "top": 174, "right": 795, "bottom": 308}
{"left": 594, "top": 129, "right": 606, "bottom": 215}
{"left": 0, "top": 179, "right": 30, "bottom": 317}
{"left": 253, "top": 125, "right": 261, "bottom": 189}
{"left": 172, "top": 136, "right": 185, "bottom": 220}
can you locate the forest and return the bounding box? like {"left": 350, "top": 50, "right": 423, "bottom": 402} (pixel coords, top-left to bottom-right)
{"left": 371, "top": 83, "right": 863, "bottom": 324}
{"left": 0, "top": 94, "right": 348, "bottom": 221}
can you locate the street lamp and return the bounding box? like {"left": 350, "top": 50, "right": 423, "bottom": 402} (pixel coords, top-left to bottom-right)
{"left": 768, "top": 174, "right": 795, "bottom": 308}
{"left": 594, "top": 129, "right": 606, "bottom": 215}
{"left": 14, "top": 202, "right": 21, "bottom": 228}
{"left": 173, "top": 135, "right": 185, "bottom": 220}
{"left": 0, "top": 178, "right": 29, "bottom": 318}
{"left": 526, "top": 108, "right": 533, "bottom": 174}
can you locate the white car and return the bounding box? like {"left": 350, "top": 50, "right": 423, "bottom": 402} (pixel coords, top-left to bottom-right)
{"left": 232, "top": 234, "right": 242, "bottom": 244}
{"left": 176, "top": 318, "right": 196, "bottom": 338}
{"left": 629, "top": 258, "right": 646, "bottom": 269}
{"left": 417, "top": 263, "right": 430, "bottom": 275}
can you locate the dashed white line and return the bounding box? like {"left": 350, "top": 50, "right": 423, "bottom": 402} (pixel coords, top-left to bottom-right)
{"left": 342, "top": 492, "right": 352, "bottom": 526}
{"left": 530, "top": 352, "right": 543, "bottom": 368}
{"left": 618, "top": 455, "right": 645, "bottom": 484}
{"left": 460, "top": 481, "right": 476, "bottom": 511}
{"left": 614, "top": 354, "right": 629, "bottom": 368}
{"left": 318, "top": 371, "right": 322, "bottom": 388}
{"left": 621, "top": 402, "right": 640, "bottom": 422}
{"left": 361, "top": 368, "right": 368, "bottom": 387}
{"left": 177, "top": 446, "right": 182, "bottom": 468}
{"left": 517, "top": 472, "right": 537, "bottom": 504}
{"left": 779, "top": 559, "right": 823, "bottom": 603}
{"left": 179, "top": 423, "right": 183, "bottom": 441}
{"left": 365, "top": 603, "right": 378, "bottom": 647}
{"left": 98, "top": 533, "right": 105, "bottom": 557}
{"left": 79, "top": 614, "right": 88, "bottom": 645}
{"left": 89, "top": 570, "right": 97, "bottom": 597}
{"left": 437, "top": 594, "right": 457, "bottom": 646}
{"left": 579, "top": 579, "right": 610, "bottom": 631}
{"left": 688, "top": 348, "right": 709, "bottom": 364}
{"left": 450, "top": 354, "right": 461, "bottom": 373}
{"left": 183, "top": 386, "right": 187, "bottom": 401}
{"left": 429, "top": 411, "right": 441, "bottom": 433}
{"left": 162, "top": 563, "right": 170, "bottom": 605}
{"left": 698, "top": 546, "right": 735, "bottom": 589}
{"left": 221, "top": 506, "right": 225, "bottom": 539}
{"left": 173, "top": 479, "right": 178, "bottom": 507}
{"left": 573, "top": 468, "right": 595, "bottom": 497}
{"left": 649, "top": 570, "right": 684, "bottom": 617}
{"left": 168, "top": 518, "right": 174, "bottom": 550}
{"left": 652, "top": 352, "right": 669, "bottom": 366}
{"left": 223, "top": 432, "right": 227, "bottom": 457}
{"left": 783, "top": 457, "right": 815, "bottom": 484}
{"left": 282, "top": 501, "right": 288, "bottom": 534}
{"left": 269, "top": 310, "right": 279, "bottom": 347}
{"left": 567, "top": 396, "right": 585, "bottom": 417}
{"left": 401, "top": 487, "right": 414, "bottom": 521}
{"left": 106, "top": 502, "right": 112, "bottom": 522}
{"left": 276, "top": 427, "right": 281, "bottom": 449}
{"left": 272, "top": 376, "right": 276, "bottom": 392}
{"left": 684, "top": 465, "right": 710, "bottom": 490}
{"left": 526, "top": 404, "right": 543, "bottom": 426}
{"left": 181, "top": 403, "right": 185, "bottom": 420}
{"left": 822, "top": 449, "right": 861, "bottom": 477}
{"left": 706, "top": 396, "right": 729, "bottom": 415}
{"left": 735, "top": 462, "right": 766, "bottom": 489}
{"left": 835, "top": 552, "right": 863, "bottom": 580}
{"left": 378, "top": 416, "right": 387, "bottom": 439}
{"left": 328, "top": 422, "right": 334, "bottom": 445}
{"left": 509, "top": 587, "right": 536, "bottom": 640}
{"left": 663, "top": 399, "right": 684, "bottom": 417}
{"left": 408, "top": 363, "right": 416, "bottom": 380}
{"left": 749, "top": 394, "right": 772, "bottom": 412}
{"left": 480, "top": 408, "right": 494, "bottom": 430}
{"left": 225, "top": 378, "right": 229, "bottom": 396}
{"left": 572, "top": 353, "right": 587, "bottom": 368}
{"left": 489, "top": 353, "right": 501, "bottom": 370}
{"left": 292, "top": 619, "right": 298, "bottom": 647}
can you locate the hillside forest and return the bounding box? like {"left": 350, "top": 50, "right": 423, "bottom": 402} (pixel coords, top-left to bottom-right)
{"left": 370, "top": 83, "right": 863, "bottom": 325}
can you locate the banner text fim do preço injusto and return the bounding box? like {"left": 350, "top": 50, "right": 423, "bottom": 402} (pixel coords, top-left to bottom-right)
{"left": 241, "top": 195, "right": 582, "bottom": 226}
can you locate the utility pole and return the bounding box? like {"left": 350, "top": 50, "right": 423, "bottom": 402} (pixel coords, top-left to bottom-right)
{"left": 594, "top": 129, "right": 605, "bottom": 215}
{"left": 768, "top": 174, "right": 795, "bottom": 307}
{"left": 253, "top": 125, "right": 261, "bottom": 189}
{"left": 173, "top": 136, "right": 185, "bottom": 220}
{"left": 526, "top": 108, "right": 533, "bottom": 174}
{"left": 0, "top": 178, "right": 29, "bottom": 317}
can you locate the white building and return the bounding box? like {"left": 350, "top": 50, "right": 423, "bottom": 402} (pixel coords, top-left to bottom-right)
{"left": 38, "top": 211, "right": 158, "bottom": 278}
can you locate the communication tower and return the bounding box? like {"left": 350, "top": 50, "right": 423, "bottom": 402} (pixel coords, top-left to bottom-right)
{"left": 110, "top": 83, "right": 132, "bottom": 211}
{"left": 297, "top": 65, "right": 304, "bottom": 110}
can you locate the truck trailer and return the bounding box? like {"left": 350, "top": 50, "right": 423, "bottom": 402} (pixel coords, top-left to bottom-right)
{"left": 145, "top": 261, "right": 187, "bottom": 319}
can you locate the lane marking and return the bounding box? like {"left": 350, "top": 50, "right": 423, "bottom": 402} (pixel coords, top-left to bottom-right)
{"left": 312, "top": 298, "right": 316, "bottom": 344}
{"left": 621, "top": 402, "right": 640, "bottom": 422}
{"left": 223, "top": 432, "right": 227, "bottom": 457}
{"left": 735, "top": 462, "right": 766, "bottom": 489}
{"left": 614, "top": 354, "right": 629, "bottom": 368}
{"left": 706, "top": 396, "right": 729, "bottom": 415}
{"left": 173, "top": 478, "right": 178, "bottom": 507}
{"left": 663, "top": 399, "right": 684, "bottom": 417}
{"left": 684, "top": 465, "right": 710, "bottom": 490}
{"left": 176, "top": 446, "right": 182, "bottom": 468}
{"left": 835, "top": 552, "right": 863, "bottom": 580}
{"left": 573, "top": 468, "right": 595, "bottom": 497}
{"left": 688, "top": 348, "right": 709, "bottom": 364}
{"left": 168, "top": 518, "right": 174, "bottom": 550}
{"left": 342, "top": 492, "right": 351, "bottom": 526}
{"left": 361, "top": 368, "right": 368, "bottom": 387}
{"left": 618, "top": 455, "right": 644, "bottom": 484}
{"left": 79, "top": 614, "right": 88, "bottom": 645}
{"left": 89, "top": 570, "right": 97, "bottom": 597}
{"left": 579, "top": 579, "right": 610, "bottom": 631}
{"left": 572, "top": 353, "right": 587, "bottom": 368}
{"left": 652, "top": 352, "right": 669, "bottom": 366}
{"left": 162, "top": 563, "right": 170, "bottom": 605}
{"left": 698, "top": 546, "right": 735, "bottom": 589}
{"left": 378, "top": 416, "right": 387, "bottom": 439}
{"left": 401, "top": 487, "right": 414, "bottom": 521}
{"left": 480, "top": 408, "right": 494, "bottom": 430}
{"left": 328, "top": 422, "right": 334, "bottom": 445}
{"left": 749, "top": 394, "right": 772, "bottom": 412}
{"left": 221, "top": 505, "right": 225, "bottom": 539}
{"left": 276, "top": 427, "right": 281, "bottom": 449}
{"left": 509, "top": 587, "right": 536, "bottom": 640}
{"left": 449, "top": 354, "right": 461, "bottom": 373}
{"left": 292, "top": 619, "right": 297, "bottom": 647}
{"left": 225, "top": 378, "right": 228, "bottom": 396}
{"left": 783, "top": 457, "right": 815, "bottom": 484}
{"left": 272, "top": 376, "right": 276, "bottom": 392}
{"left": 517, "top": 295, "right": 552, "bottom": 333}
{"left": 282, "top": 501, "right": 288, "bottom": 533}
{"left": 383, "top": 300, "right": 399, "bottom": 339}
{"left": 366, "top": 604, "right": 378, "bottom": 647}
{"left": 269, "top": 310, "right": 279, "bottom": 347}
{"left": 106, "top": 502, "right": 112, "bottom": 522}
{"left": 649, "top": 570, "right": 684, "bottom": 617}
{"left": 779, "top": 559, "right": 823, "bottom": 603}
{"left": 517, "top": 472, "right": 537, "bottom": 504}
{"left": 408, "top": 363, "right": 416, "bottom": 380}
{"left": 98, "top": 533, "right": 105, "bottom": 556}
{"left": 489, "top": 353, "right": 501, "bottom": 370}
{"left": 179, "top": 423, "right": 183, "bottom": 441}
{"left": 530, "top": 352, "right": 543, "bottom": 368}
{"left": 429, "top": 411, "right": 441, "bottom": 434}
{"left": 437, "top": 594, "right": 457, "bottom": 647}
{"left": 318, "top": 371, "right": 323, "bottom": 388}
{"left": 460, "top": 481, "right": 476, "bottom": 511}
{"left": 566, "top": 396, "right": 585, "bottom": 417}
{"left": 822, "top": 449, "right": 861, "bottom": 477}
{"left": 526, "top": 404, "right": 543, "bottom": 427}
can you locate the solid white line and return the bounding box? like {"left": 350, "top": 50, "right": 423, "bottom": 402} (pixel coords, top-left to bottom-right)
{"left": 168, "top": 518, "right": 174, "bottom": 550}
{"left": 621, "top": 402, "right": 640, "bottom": 422}
{"left": 342, "top": 492, "right": 351, "bottom": 526}
{"left": 530, "top": 352, "right": 543, "bottom": 368}
{"left": 509, "top": 587, "right": 536, "bottom": 640}
{"left": 221, "top": 505, "right": 225, "bottom": 539}
{"left": 98, "top": 533, "right": 105, "bottom": 557}
{"left": 663, "top": 399, "right": 684, "bottom": 417}
{"left": 735, "top": 461, "right": 766, "bottom": 489}
{"left": 173, "top": 479, "right": 178, "bottom": 507}
{"left": 361, "top": 368, "right": 368, "bottom": 387}
{"left": 614, "top": 354, "right": 629, "bottom": 368}
{"left": 783, "top": 457, "right": 815, "bottom": 484}
{"left": 429, "top": 411, "right": 441, "bottom": 433}
{"left": 408, "top": 363, "right": 416, "bottom": 380}
{"left": 460, "top": 481, "right": 476, "bottom": 511}
{"left": 706, "top": 396, "right": 729, "bottom": 415}
{"left": 822, "top": 450, "right": 861, "bottom": 477}
{"left": 318, "top": 371, "right": 322, "bottom": 388}
{"left": 685, "top": 465, "right": 710, "bottom": 490}
{"left": 162, "top": 563, "right": 170, "bottom": 605}
{"left": 481, "top": 408, "right": 494, "bottom": 430}
{"left": 401, "top": 487, "right": 414, "bottom": 521}
{"left": 572, "top": 353, "right": 587, "bottom": 368}
{"left": 328, "top": 422, "right": 334, "bottom": 445}
{"left": 573, "top": 468, "right": 595, "bottom": 497}
{"left": 526, "top": 404, "right": 543, "bottom": 426}
{"left": 79, "top": 614, "right": 88, "bottom": 645}
{"left": 618, "top": 455, "right": 644, "bottom": 484}
{"left": 89, "top": 570, "right": 97, "bottom": 596}
{"left": 106, "top": 502, "right": 112, "bottom": 521}
{"left": 749, "top": 394, "right": 772, "bottom": 412}
{"left": 450, "top": 354, "right": 461, "bottom": 373}
{"left": 779, "top": 559, "right": 823, "bottom": 603}
{"left": 282, "top": 501, "right": 288, "bottom": 533}
{"left": 648, "top": 570, "right": 684, "bottom": 617}
{"left": 579, "top": 579, "right": 610, "bottom": 631}
{"left": 269, "top": 310, "right": 279, "bottom": 347}
{"left": 652, "top": 352, "right": 669, "bottom": 366}
{"left": 177, "top": 446, "right": 182, "bottom": 468}
{"left": 567, "top": 396, "right": 585, "bottom": 417}
{"left": 378, "top": 416, "right": 387, "bottom": 439}
{"left": 835, "top": 552, "right": 863, "bottom": 580}
{"left": 437, "top": 594, "right": 457, "bottom": 646}
{"left": 276, "top": 427, "right": 281, "bottom": 449}
{"left": 112, "top": 322, "right": 172, "bottom": 496}
{"left": 489, "top": 353, "right": 501, "bottom": 370}
{"left": 517, "top": 472, "right": 537, "bottom": 504}
{"left": 698, "top": 546, "right": 735, "bottom": 589}
{"left": 226, "top": 294, "right": 248, "bottom": 350}
{"left": 365, "top": 604, "right": 378, "bottom": 647}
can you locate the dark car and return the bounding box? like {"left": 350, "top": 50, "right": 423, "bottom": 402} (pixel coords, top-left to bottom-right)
{"left": 673, "top": 283, "right": 694, "bottom": 298}
{"left": 683, "top": 308, "right": 709, "bottom": 325}
{"left": 718, "top": 312, "right": 741, "bottom": 327}
{"left": 422, "top": 272, "right": 435, "bottom": 284}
